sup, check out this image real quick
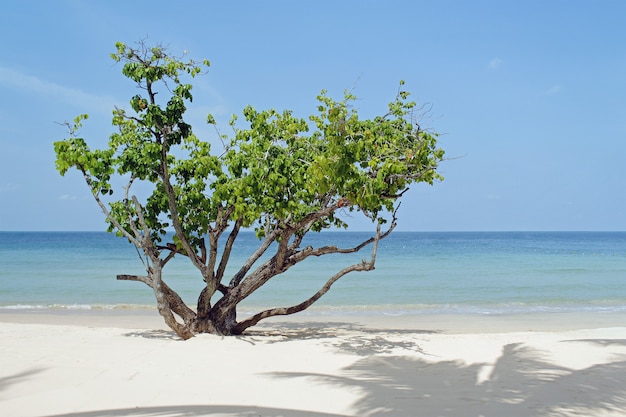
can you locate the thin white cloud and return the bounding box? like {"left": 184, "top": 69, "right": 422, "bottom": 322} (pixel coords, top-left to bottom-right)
{"left": 488, "top": 58, "right": 504, "bottom": 70}
{"left": 0, "top": 182, "right": 19, "bottom": 193}
{"left": 58, "top": 194, "right": 78, "bottom": 201}
{"left": 545, "top": 84, "right": 563, "bottom": 95}
{"left": 0, "top": 67, "right": 117, "bottom": 114}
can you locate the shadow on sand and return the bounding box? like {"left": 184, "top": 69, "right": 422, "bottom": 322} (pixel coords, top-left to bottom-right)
{"left": 245, "top": 320, "right": 439, "bottom": 356}
{"left": 122, "top": 320, "right": 438, "bottom": 355}
{"left": 268, "top": 339, "right": 626, "bottom": 416}
{"left": 105, "top": 323, "right": 626, "bottom": 416}
{"left": 0, "top": 368, "right": 45, "bottom": 393}
{"left": 123, "top": 329, "right": 181, "bottom": 340}
{"left": 32, "top": 339, "right": 626, "bottom": 416}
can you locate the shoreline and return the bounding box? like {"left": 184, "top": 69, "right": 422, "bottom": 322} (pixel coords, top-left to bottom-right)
{"left": 2, "top": 307, "right": 626, "bottom": 334}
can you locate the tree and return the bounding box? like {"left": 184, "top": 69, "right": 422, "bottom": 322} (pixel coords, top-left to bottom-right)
{"left": 54, "top": 41, "right": 444, "bottom": 339}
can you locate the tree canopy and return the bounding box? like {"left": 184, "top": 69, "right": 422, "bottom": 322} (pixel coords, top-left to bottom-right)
{"left": 54, "top": 41, "right": 444, "bottom": 338}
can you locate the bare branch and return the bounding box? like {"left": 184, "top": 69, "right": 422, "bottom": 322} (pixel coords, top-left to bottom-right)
{"left": 79, "top": 168, "right": 139, "bottom": 247}
{"left": 117, "top": 274, "right": 152, "bottom": 285}
{"left": 216, "top": 217, "right": 242, "bottom": 283}
{"left": 116, "top": 274, "right": 196, "bottom": 325}
{"left": 160, "top": 144, "right": 206, "bottom": 273}
{"left": 233, "top": 223, "right": 386, "bottom": 334}
{"left": 228, "top": 228, "right": 281, "bottom": 288}
{"left": 274, "top": 230, "right": 293, "bottom": 271}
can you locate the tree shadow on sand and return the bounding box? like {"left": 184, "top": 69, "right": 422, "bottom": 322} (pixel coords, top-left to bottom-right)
{"left": 270, "top": 340, "right": 626, "bottom": 416}
{"left": 123, "top": 329, "right": 181, "bottom": 340}
{"left": 13, "top": 333, "right": 626, "bottom": 417}
{"left": 245, "top": 321, "right": 438, "bottom": 356}
{"left": 0, "top": 368, "right": 45, "bottom": 394}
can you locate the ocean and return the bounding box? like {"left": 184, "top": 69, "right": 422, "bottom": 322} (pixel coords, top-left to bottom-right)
{"left": 1, "top": 231, "right": 625, "bottom": 316}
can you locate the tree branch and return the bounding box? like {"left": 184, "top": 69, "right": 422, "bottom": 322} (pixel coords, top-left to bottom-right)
{"left": 79, "top": 168, "right": 139, "bottom": 247}
{"left": 159, "top": 132, "right": 206, "bottom": 274}
{"left": 233, "top": 223, "right": 385, "bottom": 334}
{"left": 117, "top": 274, "right": 196, "bottom": 324}
{"left": 227, "top": 228, "right": 281, "bottom": 288}
{"left": 216, "top": 217, "right": 242, "bottom": 283}
{"left": 274, "top": 229, "right": 293, "bottom": 271}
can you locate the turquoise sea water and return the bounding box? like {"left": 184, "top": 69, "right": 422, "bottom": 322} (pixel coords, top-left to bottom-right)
{"left": 1, "top": 231, "right": 625, "bottom": 316}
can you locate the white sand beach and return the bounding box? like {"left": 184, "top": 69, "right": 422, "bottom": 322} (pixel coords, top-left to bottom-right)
{"left": 2, "top": 311, "right": 626, "bottom": 417}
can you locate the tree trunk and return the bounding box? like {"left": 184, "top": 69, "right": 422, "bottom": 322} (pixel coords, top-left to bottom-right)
{"left": 118, "top": 223, "right": 391, "bottom": 338}
{"left": 117, "top": 272, "right": 196, "bottom": 339}
{"left": 151, "top": 264, "right": 195, "bottom": 340}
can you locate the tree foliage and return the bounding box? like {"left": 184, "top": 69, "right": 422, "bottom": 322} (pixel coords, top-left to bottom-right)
{"left": 54, "top": 41, "right": 444, "bottom": 338}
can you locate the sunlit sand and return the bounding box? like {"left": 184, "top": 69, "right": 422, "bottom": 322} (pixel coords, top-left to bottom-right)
{"left": 2, "top": 311, "right": 626, "bottom": 416}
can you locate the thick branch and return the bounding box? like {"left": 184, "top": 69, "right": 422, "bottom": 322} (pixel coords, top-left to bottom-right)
{"left": 117, "top": 274, "right": 196, "bottom": 324}
{"left": 206, "top": 205, "right": 237, "bottom": 283}
{"left": 233, "top": 223, "right": 385, "bottom": 334}
{"left": 246, "top": 198, "right": 347, "bottom": 277}
{"left": 207, "top": 233, "right": 219, "bottom": 277}
{"left": 161, "top": 248, "right": 177, "bottom": 266}
{"left": 226, "top": 215, "right": 395, "bottom": 311}
{"left": 160, "top": 156, "right": 205, "bottom": 272}
{"left": 216, "top": 217, "right": 242, "bottom": 283}
{"left": 287, "top": 218, "right": 394, "bottom": 265}
{"left": 274, "top": 229, "right": 293, "bottom": 271}
{"left": 200, "top": 239, "right": 207, "bottom": 264}
{"left": 117, "top": 274, "right": 152, "bottom": 285}
{"left": 228, "top": 228, "right": 281, "bottom": 288}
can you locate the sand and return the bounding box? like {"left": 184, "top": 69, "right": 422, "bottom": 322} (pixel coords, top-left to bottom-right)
{"left": 2, "top": 311, "right": 626, "bottom": 416}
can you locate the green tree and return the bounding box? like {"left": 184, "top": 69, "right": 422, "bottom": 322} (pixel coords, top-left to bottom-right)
{"left": 54, "top": 41, "right": 444, "bottom": 339}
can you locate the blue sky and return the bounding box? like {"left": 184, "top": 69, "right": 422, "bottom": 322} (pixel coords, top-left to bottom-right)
{"left": 0, "top": 0, "right": 624, "bottom": 231}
